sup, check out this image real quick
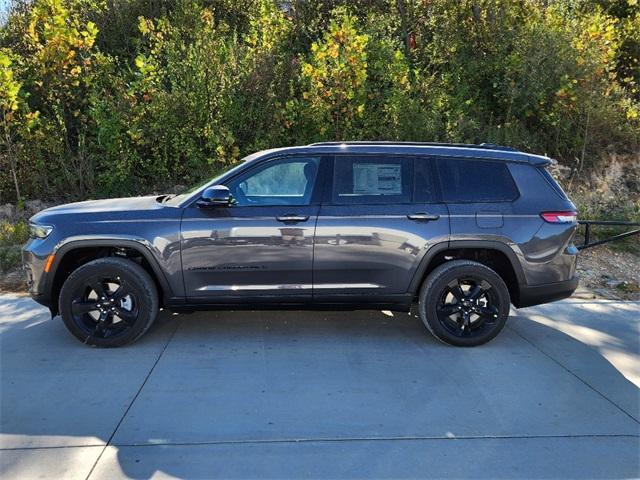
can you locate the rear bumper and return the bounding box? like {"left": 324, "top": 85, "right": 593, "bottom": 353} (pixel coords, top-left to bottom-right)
{"left": 515, "top": 276, "right": 579, "bottom": 308}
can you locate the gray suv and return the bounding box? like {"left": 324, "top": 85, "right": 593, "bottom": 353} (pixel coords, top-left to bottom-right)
{"left": 23, "top": 142, "right": 579, "bottom": 347}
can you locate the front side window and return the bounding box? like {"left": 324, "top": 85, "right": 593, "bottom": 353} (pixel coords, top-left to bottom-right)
{"left": 437, "top": 158, "right": 519, "bottom": 202}
{"left": 226, "top": 157, "right": 320, "bottom": 206}
{"left": 333, "top": 156, "right": 411, "bottom": 204}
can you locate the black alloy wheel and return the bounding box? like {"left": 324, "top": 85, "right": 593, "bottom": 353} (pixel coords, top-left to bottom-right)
{"left": 419, "top": 260, "right": 510, "bottom": 346}
{"left": 59, "top": 257, "right": 159, "bottom": 347}
{"left": 70, "top": 276, "right": 139, "bottom": 340}
{"left": 435, "top": 276, "right": 500, "bottom": 339}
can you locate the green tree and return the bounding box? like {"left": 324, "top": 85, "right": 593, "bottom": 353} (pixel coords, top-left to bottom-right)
{"left": 0, "top": 0, "right": 638, "bottom": 203}
{"left": 298, "top": 7, "right": 369, "bottom": 140}
{"left": 0, "top": 49, "right": 25, "bottom": 202}
{"left": 2, "top": 0, "right": 105, "bottom": 199}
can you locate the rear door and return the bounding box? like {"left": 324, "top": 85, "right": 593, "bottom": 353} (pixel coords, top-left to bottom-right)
{"left": 437, "top": 157, "right": 519, "bottom": 242}
{"left": 312, "top": 154, "right": 449, "bottom": 303}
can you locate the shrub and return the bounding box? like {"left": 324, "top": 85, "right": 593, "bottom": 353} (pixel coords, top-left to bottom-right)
{"left": 1, "top": 0, "right": 638, "bottom": 202}
{"left": 0, "top": 220, "right": 28, "bottom": 274}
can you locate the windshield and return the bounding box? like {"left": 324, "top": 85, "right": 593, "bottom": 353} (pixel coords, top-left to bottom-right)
{"left": 162, "top": 160, "right": 248, "bottom": 206}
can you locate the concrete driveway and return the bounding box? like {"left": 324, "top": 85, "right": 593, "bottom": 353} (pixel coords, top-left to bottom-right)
{"left": 1, "top": 294, "right": 638, "bottom": 479}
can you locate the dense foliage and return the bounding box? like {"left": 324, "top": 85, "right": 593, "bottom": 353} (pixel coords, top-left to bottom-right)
{"left": 1, "top": 0, "right": 638, "bottom": 202}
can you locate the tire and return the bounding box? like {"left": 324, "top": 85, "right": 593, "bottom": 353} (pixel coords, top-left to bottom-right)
{"left": 418, "top": 260, "right": 510, "bottom": 347}
{"left": 59, "top": 257, "right": 159, "bottom": 347}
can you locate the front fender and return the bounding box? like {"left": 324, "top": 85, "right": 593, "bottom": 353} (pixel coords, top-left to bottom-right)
{"left": 43, "top": 235, "right": 183, "bottom": 312}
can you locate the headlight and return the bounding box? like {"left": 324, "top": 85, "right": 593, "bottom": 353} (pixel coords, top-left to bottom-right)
{"left": 29, "top": 223, "right": 54, "bottom": 239}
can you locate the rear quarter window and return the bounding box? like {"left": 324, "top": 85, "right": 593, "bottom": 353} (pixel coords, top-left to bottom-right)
{"left": 537, "top": 167, "right": 569, "bottom": 199}
{"left": 437, "top": 158, "right": 519, "bottom": 202}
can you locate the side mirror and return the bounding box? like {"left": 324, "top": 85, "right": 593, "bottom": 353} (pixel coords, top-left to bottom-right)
{"left": 197, "top": 185, "right": 231, "bottom": 207}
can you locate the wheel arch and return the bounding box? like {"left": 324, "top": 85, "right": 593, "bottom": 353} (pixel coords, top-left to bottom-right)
{"left": 409, "top": 240, "right": 526, "bottom": 306}
{"left": 46, "top": 238, "right": 173, "bottom": 315}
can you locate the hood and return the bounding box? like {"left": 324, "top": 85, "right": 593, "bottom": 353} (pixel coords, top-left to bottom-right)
{"left": 30, "top": 196, "right": 164, "bottom": 222}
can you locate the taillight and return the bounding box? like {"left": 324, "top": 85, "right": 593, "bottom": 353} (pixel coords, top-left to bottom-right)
{"left": 540, "top": 211, "right": 577, "bottom": 223}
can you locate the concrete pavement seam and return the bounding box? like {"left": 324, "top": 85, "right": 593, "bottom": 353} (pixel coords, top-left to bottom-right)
{"left": 560, "top": 300, "right": 640, "bottom": 304}
{"left": 2, "top": 433, "right": 638, "bottom": 451}
{"left": 507, "top": 323, "right": 640, "bottom": 425}
{"left": 83, "top": 318, "right": 182, "bottom": 480}
{"left": 109, "top": 433, "right": 640, "bottom": 448}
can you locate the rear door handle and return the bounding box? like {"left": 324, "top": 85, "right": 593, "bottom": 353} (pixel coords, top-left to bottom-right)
{"left": 407, "top": 213, "right": 440, "bottom": 221}
{"left": 276, "top": 214, "right": 310, "bottom": 223}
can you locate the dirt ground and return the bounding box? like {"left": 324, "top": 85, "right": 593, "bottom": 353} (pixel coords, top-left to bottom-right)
{"left": 576, "top": 245, "right": 640, "bottom": 300}
{"left": 0, "top": 267, "right": 25, "bottom": 293}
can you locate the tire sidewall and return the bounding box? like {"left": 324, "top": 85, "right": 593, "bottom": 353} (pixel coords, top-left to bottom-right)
{"left": 419, "top": 261, "right": 510, "bottom": 347}
{"left": 59, "top": 258, "right": 158, "bottom": 347}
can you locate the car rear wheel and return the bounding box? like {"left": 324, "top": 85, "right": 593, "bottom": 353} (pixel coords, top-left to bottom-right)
{"left": 59, "top": 257, "right": 159, "bottom": 347}
{"left": 418, "top": 260, "right": 510, "bottom": 346}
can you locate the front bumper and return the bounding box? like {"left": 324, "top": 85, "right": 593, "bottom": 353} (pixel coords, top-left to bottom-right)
{"left": 29, "top": 293, "right": 52, "bottom": 309}
{"left": 22, "top": 242, "right": 52, "bottom": 307}
{"left": 516, "top": 276, "right": 579, "bottom": 308}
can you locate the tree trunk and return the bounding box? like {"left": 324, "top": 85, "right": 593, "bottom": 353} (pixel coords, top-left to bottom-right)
{"left": 579, "top": 109, "right": 590, "bottom": 173}
{"left": 3, "top": 125, "right": 21, "bottom": 202}
{"left": 10, "top": 156, "right": 21, "bottom": 202}
{"left": 396, "top": 0, "right": 410, "bottom": 55}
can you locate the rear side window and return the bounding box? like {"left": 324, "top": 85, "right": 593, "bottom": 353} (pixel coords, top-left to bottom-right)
{"left": 332, "top": 156, "right": 411, "bottom": 204}
{"left": 437, "top": 158, "right": 519, "bottom": 202}
{"left": 413, "top": 158, "right": 439, "bottom": 202}
{"left": 538, "top": 167, "right": 569, "bottom": 199}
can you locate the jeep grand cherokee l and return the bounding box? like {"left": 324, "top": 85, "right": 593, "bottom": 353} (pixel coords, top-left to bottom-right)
{"left": 23, "top": 142, "right": 579, "bottom": 347}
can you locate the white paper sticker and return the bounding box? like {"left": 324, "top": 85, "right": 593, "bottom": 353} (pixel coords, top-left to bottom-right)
{"left": 352, "top": 163, "right": 402, "bottom": 195}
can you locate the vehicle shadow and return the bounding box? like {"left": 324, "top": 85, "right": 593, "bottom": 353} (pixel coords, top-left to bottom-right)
{"left": 0, "top": 296, "right": 639, "bottom": 479}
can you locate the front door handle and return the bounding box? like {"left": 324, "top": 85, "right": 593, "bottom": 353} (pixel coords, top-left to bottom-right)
{"left": 276, "top": 214, "right": 310, "bottom": 223}
{"left": 407, "top": 213, "right": 440, "bottom": 221}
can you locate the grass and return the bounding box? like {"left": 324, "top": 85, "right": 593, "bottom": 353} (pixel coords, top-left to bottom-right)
{"left": 0, "top": 220, "right": 29, "bottom": 274}
{"left": 0, "top": 220, "right": 29, "bottom": 246}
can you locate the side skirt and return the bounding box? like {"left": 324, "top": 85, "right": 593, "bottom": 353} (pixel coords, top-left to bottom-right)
{"left": 165, "top": 298, "right": 413, "bottom": 314}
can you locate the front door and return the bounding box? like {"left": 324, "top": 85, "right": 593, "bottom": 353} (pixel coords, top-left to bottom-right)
{"left": 313, "top": 155, "right": 449, "bottom": 303}
{"left": 181, "top": 156, "right": 322, "bottom": 303}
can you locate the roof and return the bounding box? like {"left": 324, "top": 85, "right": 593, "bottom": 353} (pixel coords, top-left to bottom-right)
{"left": 247, "top": 141, "right": 551, "bottom": 166}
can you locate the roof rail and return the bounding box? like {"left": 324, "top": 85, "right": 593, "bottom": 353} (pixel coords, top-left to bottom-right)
{"left": 308, "top": 141, "right": 518, "bottom": 152}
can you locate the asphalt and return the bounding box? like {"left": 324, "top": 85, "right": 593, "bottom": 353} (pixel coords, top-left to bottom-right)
{"left": 0, "top": 293, "right": 638, "bottom": 479}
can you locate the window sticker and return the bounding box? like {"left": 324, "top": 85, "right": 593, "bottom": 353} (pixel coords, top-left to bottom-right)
{"left": 352, "top": 163, "right": 402, "bottom": 195}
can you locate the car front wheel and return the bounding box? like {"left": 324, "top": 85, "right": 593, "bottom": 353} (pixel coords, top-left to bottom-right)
{"left": 59, "top": 257, "right": 159, "bottom": 347}
{"left": 418, "top": 259, "right": 510, "bottom": 347}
